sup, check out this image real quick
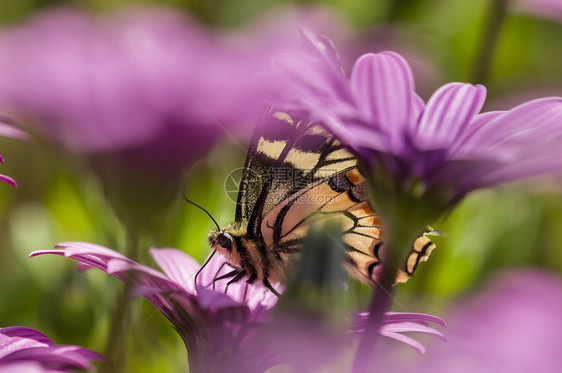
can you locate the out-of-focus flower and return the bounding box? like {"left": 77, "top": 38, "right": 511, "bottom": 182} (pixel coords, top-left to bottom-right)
{"left": 266, "top": 309, "right": 445, "bottom": 372}
{"left": 513, "top": 0, "right": 562, "bottom": 23}
{"left": 30, "top": 243, "right": 445, "bottom": 372}
{"left": 0, "top": 155, "right": 16, "bottom": 188}
{"left": 377, "top": 270, "right": 562, "bottom": 373}
{"left": 353, "top": 312, "right": 446, "bottom": 355}
{"left": 272, "top": 31, "right": 562, "bottom": 211}
{"left": 0, "top": 8, "right": 262, "bottom": 160}
{"left": 265, "top": 224, "right": 445, "bottom": 372}
{"left": 0, "top": 326, "right": 102, "bottom": 372}
{"left": 0, "top": 113, "right": 27, "bottom": 188}
{"left": 0, "top": 7, "right": 300, "bottom": 224}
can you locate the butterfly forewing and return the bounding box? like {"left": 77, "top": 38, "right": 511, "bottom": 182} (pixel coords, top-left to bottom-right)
{"left": 237, "top": 110, "right": 357, "bottom": 235}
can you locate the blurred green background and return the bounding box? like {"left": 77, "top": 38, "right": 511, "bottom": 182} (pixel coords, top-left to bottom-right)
{"left": 0, "top": 0, "right": 561, "bottom": 371}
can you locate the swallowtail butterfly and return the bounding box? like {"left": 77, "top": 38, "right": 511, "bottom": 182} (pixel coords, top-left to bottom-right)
{"left": 208, "top": 110, "right": 435, "bottom": 295}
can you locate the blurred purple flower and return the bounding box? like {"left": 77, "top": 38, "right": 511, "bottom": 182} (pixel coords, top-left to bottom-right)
{"left": 272, "top": 31, "right": 562, "bottom": 208}
{"left": 0, "top": 8, "right": 267, "bottom": 167}
{"left": 30, "top": 243, "right": 445, "bottom": 372}
{"left": 0, "top": 8, "right": 357, "bottom": 225}
{"left": 267, "top": 309, "right": 445, "bottom": 372}
{"left": 0, "top": 7, "right": 356, "bottom": 174}
{"left": 0, "top": 114, "right": 27, "bottom": 188}
{"left": 514, "top": 0, "right": 562, "bottom": 22}
{"left": 0, "top": 326, "right": 102, "bottom": 372}
{"left": 353, "top": 312, "right": 446, "bottom": 355}
{"left": 0, "top": 155, "right": 15, "bottom": 188}
{"left": 377, "top": 270, "right": 562, "bottom": 373}
{"left": 0, "top": 7, "right": 309, "bottom": 223}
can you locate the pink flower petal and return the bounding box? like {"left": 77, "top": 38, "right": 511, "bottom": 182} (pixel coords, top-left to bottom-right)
{"left": 380, "top": 321, "right": 446, "bottom": 340}
{"left": 150, "top": 248, "right": 201, "bottom": 293}
{"left": 465, "top": 97, "right": 562, "bottom": 148}
{"left": 0, "top": 327, "right": 101, "bottom": 370}
{"left": 0, "top": 123, "right": 28, "bottom": 142}
{"left": 350, "top": 52, "right": 415, "bottom": 152}
{"left": 0, "top": 328, "right": 52, "bottom": 359}
{"left": 416, "top": 83, "right": 486, "bottom": 149}
{"left": 379, "top": 331, "right": 427, "bottom": 354}
{"left": 383, "top": 312, "right": 447, "bottom": 327}
{"left": 0, "top": 175, "right": 16, "bottom": 188}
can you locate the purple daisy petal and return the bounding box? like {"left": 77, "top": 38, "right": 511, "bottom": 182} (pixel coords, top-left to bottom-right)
{"left": 352, "top": 312, "right": 446, "bottom": 354}
{"left": 0, "top": 122, "right": 28, "bottom": 142}
{"left": 0, "top": 175, "right": 16, "bottom": 188}
{"left": 463, "top": 97, "right": 562, "bottom": 151}
{"left": 382, "top": 312, "right": 447, "bottom": 326}
{"left": 379, "top": 332, "right": 428, "bottom": 354}
{"left": 0, "top": 326, "right": 102, "bottom": 371}
{"left": 0, "top": 327, "right": 52, "bottom": 359}
{"left": 350, "top": 52, "right": 416, "bottom": 153}
{"left": 31, "top": 243, "right": 277, "bottom": 321}
{"left": 31, "top": 243, "right": 284, "bottom": 371}
{"left": 416, "top": 83, "right": 486, "bottom": 150}
{"left": 270, "top": 33, "right": 562, "bottom": 209}
{"left": 380, "top": 321, "right": 446, "bottom": 340}
{"left": 150, "top": 248, "right": 201, "bottom": 293}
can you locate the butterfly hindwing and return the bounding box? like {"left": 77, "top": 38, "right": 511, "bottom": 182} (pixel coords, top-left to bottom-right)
{"left": 260, "top": 166, "right": 435, "bottom": 284}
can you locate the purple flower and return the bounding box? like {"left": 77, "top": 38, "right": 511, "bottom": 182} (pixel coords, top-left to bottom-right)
{"left": 272, "top": 31, "right": 562, "bottom": 369}
{"left": 30, "top": 243, "right": 445, "bottom": 371}
{"left": 0, "top": 8, "right": 266, "bottom": 163}
{"left": 0, "top": 7, "right": 293, "bottom": 222}
{"left": 30, "top": 243, "right": 282, "bottom": 372}
{"left": 0, "top": 326, "right": 102, "bottom": 372}
{"left": 0, "top": 114, "right": 27, "bottom": 188}
{"left": 353, "top": 312, "right": 446, "bottom": 355}
{"left": 272, "top": 31, "right": 562, "bottom": 209}
{"left": 0, "top": 8, "right": 361, "bottom": 227}
{"left": 514, "top": 0, "right": 562, "bottom": 23}
{"left": 0, "top": 154, "right": 15, "bottom": 188}
{"left": 377, "top": 270, "right": 562, "bottom": 373}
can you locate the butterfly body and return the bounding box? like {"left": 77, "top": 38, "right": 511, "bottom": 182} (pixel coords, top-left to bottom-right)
{"left": 208, "top": 110, "right": 435, "bottom": 293}
{"left": 209, "top": 221, "right": 291, "bottom": 286}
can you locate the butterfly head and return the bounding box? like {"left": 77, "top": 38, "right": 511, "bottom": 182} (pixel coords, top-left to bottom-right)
{"left": 208, "top": 221, "right": 250, "bottom": 265}
{"left": 210, "top": 231, "right": 235, "bottom": 252}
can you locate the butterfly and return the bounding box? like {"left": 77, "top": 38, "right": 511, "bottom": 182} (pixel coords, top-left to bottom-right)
{"left": 208, "top": 110, "right": 435, "bottom": 296}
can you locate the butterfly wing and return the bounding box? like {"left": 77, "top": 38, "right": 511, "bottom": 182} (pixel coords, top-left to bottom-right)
{"left": 237, "top": 110, "right": 434, "bottom": 284}
{"left": 236, "top": 110, "right": 356, "bottom": 235}
{"left": 260, "top": 166, "right": 435, "bottom": 284}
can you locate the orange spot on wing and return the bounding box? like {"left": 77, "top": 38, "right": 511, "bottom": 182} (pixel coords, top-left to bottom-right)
{"left": 346, "top": 169, "right": 364, "bottom": 185}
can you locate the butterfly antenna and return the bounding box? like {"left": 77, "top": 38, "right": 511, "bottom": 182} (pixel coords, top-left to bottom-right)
{"left": 182, "top": 186, "right": 221, "bottom": 231}
{"left": 194, "top": 250, "right": 216, "bottom": 287}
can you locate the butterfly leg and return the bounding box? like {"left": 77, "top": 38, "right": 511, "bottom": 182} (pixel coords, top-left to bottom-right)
{"left": 243, "top": 283, "right": 249, "bottom": 302}
{"left": 210, "top": 262, "right": 227, "bottom": 290}
{"left": 224, "top": 271, "right": 246, "bottom": 295}
{"left": 263, "top": 278, "right": 281, "bottom": 297}
{"left": 239, "top": 273, "right": 257, "bottom": 302}
{"left": 215, "top": 269, "right": 240, "bottom": 282}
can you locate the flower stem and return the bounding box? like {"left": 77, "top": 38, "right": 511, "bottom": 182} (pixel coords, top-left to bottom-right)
{"left": 352, "top": 198, "right": 421, "bottom": 372}
{"left": 100, "top": 230, "right": 140, "bottom": 373}
{"left": 471, "top": 0, "right": 509, "bottom": 84}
